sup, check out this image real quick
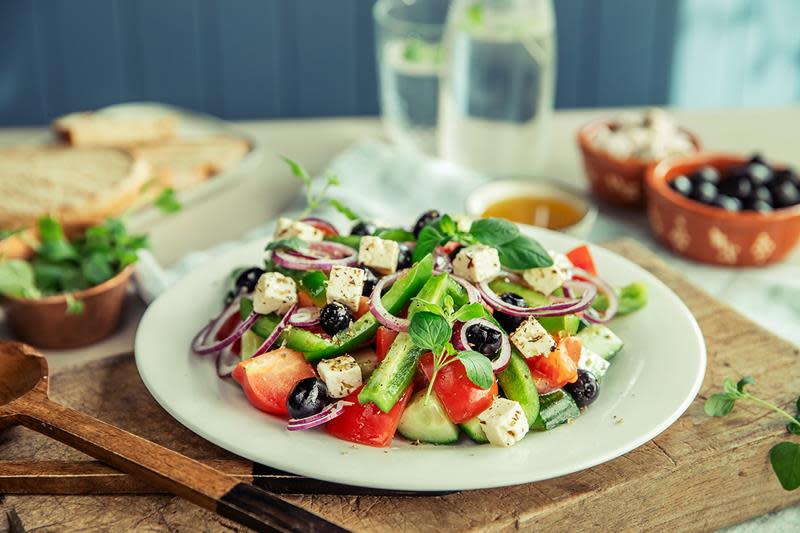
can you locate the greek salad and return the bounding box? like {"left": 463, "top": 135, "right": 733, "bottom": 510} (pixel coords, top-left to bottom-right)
{"left": 191, "top": 166, "right": 647, "bottom": 448}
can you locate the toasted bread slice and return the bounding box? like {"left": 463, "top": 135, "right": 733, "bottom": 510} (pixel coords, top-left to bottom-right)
{"left": 54, "top": 111, "right": 177, "bottom": 147}
{"left": 130, "top": 135, "right": 250, "bottom": 191}
{"left": 0, "top": 146, "right": 150, "bottom": 232}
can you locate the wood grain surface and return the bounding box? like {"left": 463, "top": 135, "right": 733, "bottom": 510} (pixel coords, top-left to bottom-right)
{"left": 1, "top": 238, "right": 799, "bottom": 532}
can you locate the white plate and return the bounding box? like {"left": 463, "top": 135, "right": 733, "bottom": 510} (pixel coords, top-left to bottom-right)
{"left": 135, "top": 227, "right": 705, "bottom": 492}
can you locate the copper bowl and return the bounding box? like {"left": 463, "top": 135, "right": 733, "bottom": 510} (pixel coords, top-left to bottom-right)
{"left": 2, "top": 265, "right": 134, "bottom": 349}
{"left": 577, "top": 118, "right": 702, "bottom": 208}
{"left": 645, "top": 153, "right": 800, "bottom": 266}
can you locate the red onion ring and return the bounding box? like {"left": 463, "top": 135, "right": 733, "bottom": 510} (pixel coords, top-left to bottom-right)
{"left": 192, "top": 297, "right": 258, "bottom": 355}
{"left": 286, "top": 400, "right": 353, "bottom": 431}
{"left": 251, "top": 303, "right": 298, "bottom": 358}
{"left": 300, "top": 217, "right": 339, "bottom": 236}
{"left": 288, "top": 306, "right": 321, "bottom": 327}
{"left": 369, "top": 270, "right": 410, "bottom": 332}
{"left": 574, "top": 267, "right": 619, "bottom": 323}
{"left": 272, "top": 241, "right": 357, "bottom": 272}
{"left": 477, "top": 278, "right": 597, "bottom": 318}
{"left": 215, "top": 344, "right": 241, "bottom": 378}
{"left": 447, "top": 274, "right": 481, "bottom": 304}
{"left": 453, "top": 318, "right": 512, "bottom": 373}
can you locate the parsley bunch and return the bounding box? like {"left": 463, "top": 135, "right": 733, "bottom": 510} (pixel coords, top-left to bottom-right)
{"left": 705, "top": 376, "right": 800, "bottom": 491}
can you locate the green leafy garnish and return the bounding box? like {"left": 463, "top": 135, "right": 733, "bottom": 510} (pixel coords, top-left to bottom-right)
{"left": 705, "top": 377, "right": 800, "bottom": 490}
{"left": 457, "top": 349, "right": 494, "bottom": 390}
{"left": 281, "top": 156, "right": 357, "bottom": 220}
{"left": 265, "top": 237, "right": 307, "bottom": 252}
{"left": 65, "top": 294, "right": 85, "bottom": 315}
{"left": 330, "top": 199, "right": 360, "bottom": 221}
{"left": 469, "top": 218, "right": 519, "bottom": 246}
{"left": 0, "top": 260, "right": 41, "bottom": 298}
{"left": 155, "top": 188, "right": 182, "bottom": 214}
{"left": 408, "top": 311, "right": 451, "bottom": 354}
{"left": 592, "top": 282, "right": 648, "bottom": 315}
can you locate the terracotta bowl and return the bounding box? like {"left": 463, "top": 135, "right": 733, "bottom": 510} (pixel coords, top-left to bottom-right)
{"left": 645, "top": 153, "right": 800, "bottom": 266}
{"left": 577, "top": 119, "right": 702, "bottom": 208}
{"left": 2, "top": 265, "right": 134, "bottom": 349}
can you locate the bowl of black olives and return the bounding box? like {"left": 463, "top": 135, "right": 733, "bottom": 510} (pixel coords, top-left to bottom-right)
{"left": 645, "top": 153, "right": 800, "bottom": 266}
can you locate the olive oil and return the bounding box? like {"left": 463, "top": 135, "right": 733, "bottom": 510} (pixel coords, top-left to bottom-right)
{"left": 481, "top": 196, "right": 584, "bottom": 230}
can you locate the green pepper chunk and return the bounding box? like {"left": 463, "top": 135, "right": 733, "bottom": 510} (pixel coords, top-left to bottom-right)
{"left": 300, "top": 270, "right": 328, "bottom": 307}
{"left": 592, "top": 281, "right": 648, "bottom": 316}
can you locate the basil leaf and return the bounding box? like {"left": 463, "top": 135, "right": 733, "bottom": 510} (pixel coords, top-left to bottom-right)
{"left": 704, "top": 393, "right": 736, "bottom": 417}
{"left": 769, "top": 442, "right": 800, "bottom": 491}
{"left": 458, "top": 350, "right": 494, "bottom": 390}
{"left": 723, "top": 378, "right": 740, "bottom": 397}
{"left": 408, "top": 311, "right": 451, "bottom": 353}
{"left": 737, "top": 376, "right": 756, "bottom": 393}
{"left": 65, "top": 294, "right": 85, "bottom": 315}
{"left": 413, "top": 225, "right": 445, "bottom": 262}
{"left": 265, "top": 237, "right": 307, "bottom": 252}
{"left": 496, "top": 236, "right": 553, "bottom": 270}
{"left": 330, "top": 199, "right": 360, "bottom": 221}
{"left": 155, "top": 188, "right": 182, "bottom": 214}
{"left": 470, "top": 218, "right": 519, "bottom": 246}
{"left": 0, "top": 260, "right": 41, "bottom": 298}
{"left": 451, "top": 302, "right": 486, "bottom": 323}
{"left": 37, "top": 217, "right": 77, "bottom": 262}
{"left": 438, "top": 214, "right": 457, "bottom": 236}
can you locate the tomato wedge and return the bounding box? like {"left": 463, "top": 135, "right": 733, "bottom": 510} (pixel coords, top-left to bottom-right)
{"left": 526, "top": 336, "right": 581, "bottom": 391}
{"left": 355, "top": 296, "right": 371, "bottom": 319}
{"left": 375, "top": 326, "right": 399, "bottom": 363}
{"left": 325, "top": 385, "right": 412, "bottom": 447}
{"left": 566, "top": 245, "right": 597, "bottom": 276}
{"left": 232, "top": 348, "right": 315, "bottom": 417}
{"left": 419, "top": 353, "right": 498, "bottom": 424}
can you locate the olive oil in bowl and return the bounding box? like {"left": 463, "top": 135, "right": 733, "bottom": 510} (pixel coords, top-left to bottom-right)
{"left": 481, "top": 196, "right": 584, "bottom": 230}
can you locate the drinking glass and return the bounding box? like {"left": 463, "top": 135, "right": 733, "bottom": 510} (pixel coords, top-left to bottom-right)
{"left": 374, "top": 0, "right": 450, "bottom": 154}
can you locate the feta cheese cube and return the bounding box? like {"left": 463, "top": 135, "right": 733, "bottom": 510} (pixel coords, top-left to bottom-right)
{"left": 327, "top": 266, "right": 365, "bottom": 312}
{"left": 578, "top": 346, "right": 610, "bottom": 379}
{"left": 478, "top": 397, "right": 529, "bottom": 447}
{"left": 253, "top": 272, "right": 297, "bottom": 315}
{"left": 358, "top": 236, "right": 399, "bottom": 274}
{"left": 549, "top": 250, "right": 574, "bottom": 278}
{"left": 522, "top": 263, "right": 567, "bottom": 295}
{"left": 273, "top": 217, "right": 325, "bottom": 242}
{"left": 317, "top": 355, "right": 362, "bottom": 398}
{"left": 452, "top": 244, "right": 501, "bottom": 283}
{"left": 510, "top": 317, "right": 556, "bottom": 358}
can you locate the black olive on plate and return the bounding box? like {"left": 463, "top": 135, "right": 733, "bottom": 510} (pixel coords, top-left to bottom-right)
{"left": 360, "top": 267, "right": 379, "bottom": 296}
{"left": 287, "top": 377, "right": 329, "bottom": 419}
{"left": 350, "top": 221, "right": 376, "bottom": 236}
{"left": 713, "top": 195, "right": 742, "bottom": 212}
{"left": 235, "top": 267, "right": 266, "bottom": 293}
{"left": 691, "top": 181, "right": 718, "bottom": 205}
{"left": 565, "top": 370, "right": 599, "bottom": 408}
{"left": 397, "top": 243, "right": 413, "bottom": 270}
{"left": 319, "top": 302, "right": 353, "bottom": 335}
{"left": 465, "top": 323, "right": 503, "bottom": 357}
{"left": 694, "top": 165, "right": 721, "bottom": 185}
{"left": 495, "top": 292, "right": 527, "bottom": 333}
{"left": 413, "top": 210, "right": 441, "bottom": 237}
{"left": 670, "top": 175, "right": 693, "bottom": 197}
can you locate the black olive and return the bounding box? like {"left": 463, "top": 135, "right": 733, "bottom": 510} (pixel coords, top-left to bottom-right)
{"left": 691, "top": 181, "right": 718, "bottom": 205}
{"left": 360, "top": 267, "right": 379, "bottom": 296}
{"left": 771, "top": 179, "right": 800, "bottom": 208}
{"left": 746, "top": 162, "right": 773, "bottom": 186}
{"left": 235, "top": 267, "right": 265, "bottom": 293}
{"left": 287, "top": 377, "right": 329, "bottom": 419}
{"left": 749, "top": 186, "right": 773, "bottom": 205}
{"left": 694, "top": 165, "right": 721, "bottom": 185}
{"left": 495, "top": 292, "right": 527, "bottom": 333}
{"left": 670, "top": 175, "right": 693, "bottom": 197}
{"left": 748, "top": 199, "right": 773, "bottom": 213}
{"left": 319, "top": 303, "right": 353, "bottom": 335}
{"left": 412, "top": 210, "right": 441, "bottom": 237}
{"left": 564, "top": 370, "right": 599, "bottom": 408}
{"left": 719, "top": 175, "right": 753, "bottom": 200}
{"left": 350, "top": 221, "right": 376, "bottom": 236}
{"left": 447, "top": 244, "right": 464, "bottom": 260}
{"left": 397, "top": 244, "right": 412, "bottom": 270}
{"left": 713, "top": 195, "right": 742, "bottom": 212}
{"left": 465, "top": 323, "right": 503, "bottom": 356}
{"left": 224, "top": 289, "right": 237, "bottom": 306}
{"left": 750, "top": 154, "right": 766, "bottom": 166}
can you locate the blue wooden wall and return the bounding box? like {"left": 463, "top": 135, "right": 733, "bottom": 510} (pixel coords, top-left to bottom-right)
{"left": 0, "top": 0, "right": 797, "bottom": 126}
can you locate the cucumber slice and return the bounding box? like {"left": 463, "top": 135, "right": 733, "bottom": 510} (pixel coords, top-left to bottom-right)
{"left": 488, "top": 279, "right": 549, "bottom": 307}
{"left": 531, "top": 389, "right": 580, "bottom": 431}
{"left": 398, "top": 391, "right": 460, "bottom": 444}
{"left": 240, "top": 330, "right": 265, "bottom": 360}
{"left": 460, "top": 416, "right": 489, "bottom": 444}
{"left": 537, "top": 314, "right": 580, "bottom": 336}
{"left": 496, "top": 352, "right": 540, "bottom": 426}
{"left": 358, "top": 333, "right": 423, "bottom": 413}
{"left": 576, "top": 324, "right": 624, "bottom": 360}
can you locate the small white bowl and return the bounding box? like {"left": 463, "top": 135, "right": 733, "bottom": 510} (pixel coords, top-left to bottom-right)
{"left": 464, "top": 179, "right": 598, "bottom": 239}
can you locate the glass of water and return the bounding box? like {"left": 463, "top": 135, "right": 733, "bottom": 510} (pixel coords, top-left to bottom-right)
{"left": 438, "top": 0, "right": 557, "bottom": 176}
{"left": 374, "top": 0, "right": 450, "bottom": 154}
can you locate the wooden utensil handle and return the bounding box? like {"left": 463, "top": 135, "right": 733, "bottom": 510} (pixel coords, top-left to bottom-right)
{"left": 14, "top": 395, "right": 346, "bottom": 533}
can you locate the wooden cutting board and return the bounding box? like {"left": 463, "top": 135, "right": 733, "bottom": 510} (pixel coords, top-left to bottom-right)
{"left": 1, "top": 238, "right": 799, "bottom": 532}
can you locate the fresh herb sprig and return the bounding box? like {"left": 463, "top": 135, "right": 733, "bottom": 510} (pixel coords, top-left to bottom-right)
{"left": 413, "top": 215, "right": 553, "bottom": 270}
{"left": 705, "top": 376, "right": 800, "bottom": 491}
{"left": 155, "top": 188, "right": 182, "bottom": 214}
{"left": 408, "top": 310, "right": 494, "bottom": 403}
{"left": 281, "top": 156, "right": 360, "bottom": 221}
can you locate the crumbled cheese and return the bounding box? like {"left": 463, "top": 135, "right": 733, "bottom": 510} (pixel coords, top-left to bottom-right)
{"left": 522, "top": 264, "right": 567, "bottom": 296}
{"left": 273, "top": 217, "right": 325, "bottom": 242}
{"left": 510, "top": 317, "right": 556, "bottom": 358}
{"left": 578, "top": 345, "right": 610, "bottom": 378}
{"left": 326, "top": 265, "right": 365, "bottom": 312}
{"left": 253, "top": 272, "right": 297, "bottom": 315}
{"left": 358, "top": 236, "right": 400, "bottom": 275}
{"left": 478, "top": 397, "right": 529, "bottom": 447}
{"left": 452, "top": 244, "right": 501, "bottom": 283}
{"left": 317, "top": 355, "right": 362, "bottom": 398}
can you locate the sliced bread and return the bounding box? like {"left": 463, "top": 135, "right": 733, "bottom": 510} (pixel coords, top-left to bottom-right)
{"left": 54, "top": 111, "right": 177, "bottom": 147}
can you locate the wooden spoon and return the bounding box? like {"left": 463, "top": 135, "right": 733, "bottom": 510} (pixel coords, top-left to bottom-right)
{"left": 0, "top": 341, "right": 346, "bottom": 533}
